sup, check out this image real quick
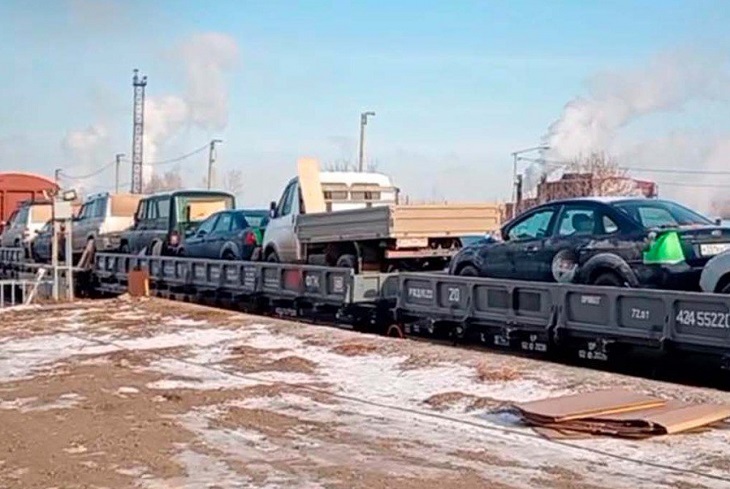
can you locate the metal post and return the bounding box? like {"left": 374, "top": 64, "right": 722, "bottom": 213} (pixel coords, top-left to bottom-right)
{"left": 511, "top": 152, "right": 518, "bottom": 206}
{"left": 115, "top": 153, "right": 125, "bottom": 194}
{"left": 207, "top": 139, "right": 222, "bottom": 189}
{"left": 509, "top": 145, "right": 550, "bottom": 218}
{"left": 65, "top": 217, "right": 73, "bottom": 301}
{"left": 51, "top": 220, "right": 59, "bottom": 301}
{"left": 358, "top": 111, "right": 375, "bottom": 172}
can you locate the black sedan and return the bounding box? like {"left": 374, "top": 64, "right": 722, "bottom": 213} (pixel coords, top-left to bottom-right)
{"left": 180, "top": 209, "right": 268, "bottom": 260}
{"left": 448, "top": 197, "right": 730, "bottom": 290}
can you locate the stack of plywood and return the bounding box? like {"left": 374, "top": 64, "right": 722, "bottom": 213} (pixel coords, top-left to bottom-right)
{"left": 512, "top": 389, "right": 730, "bottom": 440}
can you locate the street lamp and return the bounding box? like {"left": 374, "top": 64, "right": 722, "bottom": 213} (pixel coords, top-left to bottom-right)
{"left": 358, "top": 111, "right": 376, "bottom": 172}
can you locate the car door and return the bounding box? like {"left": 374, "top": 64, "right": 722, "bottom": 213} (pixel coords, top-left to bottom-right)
{"left": 127, "top": 200, "right": 147, "bottom": 253}
{"left": 73, "top": 200, "right": 95, "bottom": 251}
{"left": 506, "top": 206, "right": 559, "bottom": 281}
{"left": 264, "top": 180, "right": 299, "bottom": 261}
{"left": 185, "top": 214, "right": 218, "bottom": 257}
{"left": 206, "top": 212, "right": 232, "bottom": 258}
{"left": 543, "top": 204, "right": 604, "bottom": 282}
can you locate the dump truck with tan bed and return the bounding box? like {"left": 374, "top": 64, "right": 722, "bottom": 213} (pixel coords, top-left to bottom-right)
{"left": 262, "top": 159, "right": 502, "bottom": 272}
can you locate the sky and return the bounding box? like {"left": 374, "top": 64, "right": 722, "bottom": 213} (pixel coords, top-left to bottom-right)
{"left": 1, "top": 0, "right": 729, "bottom": 210}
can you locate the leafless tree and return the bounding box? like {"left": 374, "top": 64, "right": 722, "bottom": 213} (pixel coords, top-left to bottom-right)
{"left": 143, "top": 168, "right": 184, "bottom": 194}
{"left": 222, "top": 169, "right": 244, "bottom": 193}
{"left": 325, "top": 159, "right": 355, "bottom": 172}
{"left": 200, "top": 169, "right": 244, "bottom": 193}
{"left": 325, "top": 158, "right": 381, "bottom": 173}
{"left": 565, "top": 151, "right": 636, "bottom": 197}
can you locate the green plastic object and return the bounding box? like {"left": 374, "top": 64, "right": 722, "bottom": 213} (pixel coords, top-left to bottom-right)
{"left": 252, "top": 227, "right": 264, "bottom": 244}
{"left": 643, "top": 231, "right": 685, "bottom": 265}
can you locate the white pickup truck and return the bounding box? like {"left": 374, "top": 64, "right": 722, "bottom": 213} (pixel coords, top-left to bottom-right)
{"left": 261, "top": 159, "right": 502, "bottom": 273}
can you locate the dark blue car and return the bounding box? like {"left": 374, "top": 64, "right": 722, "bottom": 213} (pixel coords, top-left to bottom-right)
{"left": 180, "top": 209, "right": 269, "bottom": 260}
{"left": 449, "top": 197, "right": 730, "bottom": 290}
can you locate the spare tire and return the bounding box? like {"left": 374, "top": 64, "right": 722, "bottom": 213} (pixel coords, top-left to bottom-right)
{"left": 336, "top": 254, "right": 358, "bottom": 272}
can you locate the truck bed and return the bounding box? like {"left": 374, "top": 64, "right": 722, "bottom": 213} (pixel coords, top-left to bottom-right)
{"left": 295, "top": 204, "right": 502, "bottom": 244}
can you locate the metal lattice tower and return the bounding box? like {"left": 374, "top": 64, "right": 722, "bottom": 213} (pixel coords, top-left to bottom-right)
{"left": 131, "top": 69, "right": 147, "bottom": 194}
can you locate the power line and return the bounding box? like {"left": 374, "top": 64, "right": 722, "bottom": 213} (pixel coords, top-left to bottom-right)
{"left": 655, "top": 181, "right": 730, "bottom": 189}
{"left": 146, "top": 143, "right": 209, "bottom": 166}
{"left": 516, "top": 156, "right": 730, "bottom": 176}
{"left": 59, "top": 160, "right": 116, "bottom": 180}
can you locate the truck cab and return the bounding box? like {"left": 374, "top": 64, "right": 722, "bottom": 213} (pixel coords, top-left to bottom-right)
{"left": 263, "top": 169, "right": 397, "bottom": 263}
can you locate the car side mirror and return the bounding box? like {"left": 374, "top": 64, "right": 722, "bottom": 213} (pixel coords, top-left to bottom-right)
{"left": 715, "top": 218, "right": 722, "bottom": 226}
{"left": 197, "top": 229, "right": 207, "bottom": 237}
{"left": 269, "top": 201, "right": 277, "bottom": 218}
{"left": 500, "top": 229, "right": 509, "bottom": 241}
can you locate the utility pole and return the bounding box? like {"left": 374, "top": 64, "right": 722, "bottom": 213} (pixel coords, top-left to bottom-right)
{"left": 207, "top": 139, "right": 222, "bottom": 189}
{"left": 115, "top": 153, "right": 125, "bottom": 194}
{"left": 358, "top": 111, "right": 375, "bottom": 172}
{"left": 52, "top": 169, "right": 60, "bottom": 300}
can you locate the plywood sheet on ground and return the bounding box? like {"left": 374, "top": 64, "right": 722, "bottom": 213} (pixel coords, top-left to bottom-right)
{"left": 513, "top": 389, "right": 665, "bottom": 422}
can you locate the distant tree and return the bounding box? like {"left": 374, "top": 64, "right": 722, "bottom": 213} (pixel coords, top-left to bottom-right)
{"left": 222, "top": 169, "right": 244, "bottom": 193}
{"left": 143, "top": 168, "right": 184, "bottom": 194}
{"left": 200, "top": 169, "right": 244, "bottom": 193}
{"left": 325, "top": 158, "right": 381, "bottom": 172}
{"left": 565, "top": 151, "right": 635, "bottom": 197}
{"left": 325, "top": 159, "right": 355, "bottom": 172}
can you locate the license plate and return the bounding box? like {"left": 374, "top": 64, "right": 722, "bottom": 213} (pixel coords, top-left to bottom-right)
{"left": 700, "top": 243, "right": 730, "bottom": 256}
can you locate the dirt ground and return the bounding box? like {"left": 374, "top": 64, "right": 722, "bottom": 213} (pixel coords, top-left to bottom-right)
{"left": 0, "top": 297, "right": 729, "bottom": 488}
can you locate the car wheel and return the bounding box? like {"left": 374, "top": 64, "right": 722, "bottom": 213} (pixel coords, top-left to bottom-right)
{"left": 266, "top": 250, "right": 279, "bottom": 263}
{"left": 336, "top": 254, "right": 358, "bottom": 272}
{"left": 458, "top": 265, "right": 479, "bottom": 277}
{"left": 592, "top": 271, "right": 625, "bottom": 287}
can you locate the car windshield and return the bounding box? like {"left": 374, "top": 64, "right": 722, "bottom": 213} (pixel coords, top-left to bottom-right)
{"left": 174, "top": 193, "right": 235, "bottom": 227}
{"left": 612, "top": 200, "right": 712, "bottom": 229}
{"left": 242, "top": 211, "right": 269, "bottom": 228}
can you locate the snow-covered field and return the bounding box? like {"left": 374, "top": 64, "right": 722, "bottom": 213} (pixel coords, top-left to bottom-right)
{"left": 0, "top": 297, "right": 728, "bottom": 488}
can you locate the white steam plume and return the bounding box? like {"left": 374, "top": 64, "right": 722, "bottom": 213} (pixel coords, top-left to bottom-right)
{"left": 545, "top": 50, "right": 730, "bottom": 161}
{"left": 61, "top": 124, "right": 109, "bottom": 192}
{"left": 142, "top": 32, "right": 239, "bottom": 183}
{"left": 180, "top": 32, "right": 239, "bottom": 130}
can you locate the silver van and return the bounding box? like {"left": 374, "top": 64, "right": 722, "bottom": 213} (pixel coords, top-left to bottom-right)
{"left": 0, "top": 201, "right": 53, "bottom": 255}
{"left": 72, "top": 193, "right": 143, "bottom": 259}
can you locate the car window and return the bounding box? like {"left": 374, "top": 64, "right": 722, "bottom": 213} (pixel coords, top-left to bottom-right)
{"left": 558, "top": 208, "right": 596, "bottom": 236}
{"left": 156, "top": 197, "right": 170, "bottom": 220}
{"left": 242, "top": 212, "right": 267, "bottom": 227}
{"left": 213, "top": 213, "right": 232, "bottom": 232}
{"left": 136, "top": 201, "right": 146, "bottom": 222}
{"left": 15, "top": 206, "right": 29, "bottom": 225}
{"left": 639, "top": 207, "right": 676, "bottom": 228}
{"left": 196, "top": 214, "right": 218, "bottom": 235}
{"left": 144, "top": 199, "right": 158, "bottom": 221}
{"left": 614, "top": 200, "right": 712, "bottom": 228}
{"left": 508, "top": 209, "right": 555, "bottom": 241}
{"left": 602, "top": 215, "right": 619, "bottom": 234}
{"left": 278, "top": 183, "right": 296, "bottom": 217}
{"left": 93, "top": 197, "right": 107, "bottom": 218}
